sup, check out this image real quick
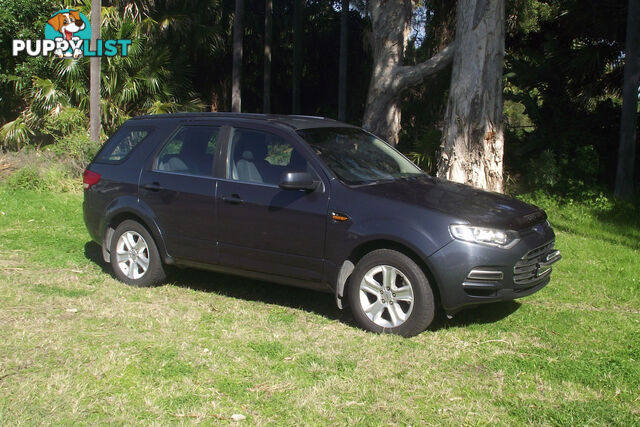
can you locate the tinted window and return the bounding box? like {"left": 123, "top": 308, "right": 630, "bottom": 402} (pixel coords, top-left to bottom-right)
{"left": 154, "top": 126, "right": 219, "bottom": 176}
{"left": 228, "top": 129, "right": 309, "bottom": 186}
{"left": 96, "top": 127, "right": 151, "bottom": 163}
{"left": 297, "top": 127, "right": 423, "bottom": 185}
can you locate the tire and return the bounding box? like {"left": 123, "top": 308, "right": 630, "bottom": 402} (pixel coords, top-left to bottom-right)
{"left": 110, "top": 220, "right": 166, "bottom": 287}
{"left": 347, "top": 249, "right": 435, "bottom": 337}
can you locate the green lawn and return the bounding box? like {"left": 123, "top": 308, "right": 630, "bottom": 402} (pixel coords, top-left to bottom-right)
{"left": 0, "top": 189, "right": 638, "bottom": 424}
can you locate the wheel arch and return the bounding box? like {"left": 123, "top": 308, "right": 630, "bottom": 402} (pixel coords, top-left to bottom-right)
{"left": 102, "top": 207, "right": 171, "bottom": 265}
{"left": 336, "top": 238, "right": 441, "bottom": 309}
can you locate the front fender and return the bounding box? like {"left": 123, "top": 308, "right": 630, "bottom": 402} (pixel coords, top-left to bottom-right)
{"left": 346, "top": 218, "right": 447, "bottom": 258}
{"left": 327, "top": 217, "right": 453, "bottom": 305}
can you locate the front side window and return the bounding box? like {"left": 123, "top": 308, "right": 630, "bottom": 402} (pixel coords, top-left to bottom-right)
{"left": 96, "top": 127, "right": 152, "bottom": 163}
{"left": 297, "top": 127, "right": 424, "bottom": 185}
{"left": 228, "top": 129, "right": 309, "bottom": 186}
{"left": 154, "top": 126, "right": 219, "bottom": 176}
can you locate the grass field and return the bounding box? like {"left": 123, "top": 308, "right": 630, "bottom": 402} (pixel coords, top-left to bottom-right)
{"left": 0, "top": 188, "right": 639, "bottom": 424}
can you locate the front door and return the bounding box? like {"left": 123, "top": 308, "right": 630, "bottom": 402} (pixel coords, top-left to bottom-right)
{"left": 139, "top": 124, "right": 224, "bottom": 264}
{"left": 217, "top": 127, "right": 329, "bottom": 281}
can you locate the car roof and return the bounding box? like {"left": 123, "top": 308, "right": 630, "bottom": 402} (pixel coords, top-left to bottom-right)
{"left": 130, "top": 112, "right": 358, "bottom": 131}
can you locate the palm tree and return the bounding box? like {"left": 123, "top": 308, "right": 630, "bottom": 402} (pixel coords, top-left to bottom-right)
{"left": 1, "top": 3, "right": 203, "bottom": 149}
{"left": 90, "top": 0, "right": 101, "bottom": 143}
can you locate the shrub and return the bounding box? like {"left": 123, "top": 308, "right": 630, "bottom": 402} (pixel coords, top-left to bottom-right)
{"left": 48, "top": 130, "right": 99, "bottom": 169}
{"left": 4, "top": 166, "right": 43, "bottom": 191}
{"left": 401, "top": 128, "right": 442, "bottom": 174}
{"left": 525, "top": 150, "right": 559, "bottom": 190}
{"left": 43, "top": 107, "right": 87, "bottom": 139}
{"left": 3, "top": 164, "right": 78, "bottom": 193}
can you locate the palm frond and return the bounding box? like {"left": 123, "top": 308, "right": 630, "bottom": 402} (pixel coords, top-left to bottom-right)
{"left": 0, "top": 115, "right": 35, "bottom": 150}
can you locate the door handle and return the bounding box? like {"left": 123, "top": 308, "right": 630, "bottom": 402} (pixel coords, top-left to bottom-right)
{"left": 143, "top": 182, "right": 163, "bottom": 192}
{"left": 222, "top": 195, "right": 244, "bottom": 204}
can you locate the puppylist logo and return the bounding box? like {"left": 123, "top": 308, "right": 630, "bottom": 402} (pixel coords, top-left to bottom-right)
{"left": 12, "top": 8, "right": 131, "bottom": 58}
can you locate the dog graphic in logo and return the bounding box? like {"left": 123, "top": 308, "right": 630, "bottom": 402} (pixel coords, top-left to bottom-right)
{"left": 45, "top": 9, "right": 90, "bottom": 58}
{"left": 12, "top": 8, "right": 130, "bottom": 58}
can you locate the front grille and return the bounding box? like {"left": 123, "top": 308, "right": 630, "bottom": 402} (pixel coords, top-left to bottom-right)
{"left": 513, "top": 241, "right": 556, "bottom": 287}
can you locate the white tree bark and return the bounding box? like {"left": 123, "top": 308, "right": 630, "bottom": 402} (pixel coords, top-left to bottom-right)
{"left": 362, "top": 0, "right": 455, "bottom": 145}
{"left": 437, "top": 0, "right": 506, "bottom": 193}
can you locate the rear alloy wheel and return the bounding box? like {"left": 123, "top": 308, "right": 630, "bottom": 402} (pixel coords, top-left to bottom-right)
{"left": 348, "top": 249, "right": 435, "bottom": 337}
{"left": 110, "top": 220, "right": 166, "bottom": 287}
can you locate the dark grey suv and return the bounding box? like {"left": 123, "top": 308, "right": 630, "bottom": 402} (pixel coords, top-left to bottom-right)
{"left": 83, "top": 113, "right": 561, "bottom": 336}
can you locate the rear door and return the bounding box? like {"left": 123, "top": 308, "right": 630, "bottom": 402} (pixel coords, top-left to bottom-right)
{"left": 139, "top": 124, "right": 229, "bottom": 264}
{"left": 216, "top": 126, "right": 329, "bottom": 281}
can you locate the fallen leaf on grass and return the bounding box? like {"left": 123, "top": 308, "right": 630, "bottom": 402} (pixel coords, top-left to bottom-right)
{"left": 231, "top": 413, "right": 246, "bottom": 421}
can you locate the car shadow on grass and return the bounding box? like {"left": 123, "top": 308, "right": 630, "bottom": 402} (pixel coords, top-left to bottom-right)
{"left": 434, "top": 300, "right": 522, "bottom": 330}
{"left": 84, "top": 241, "right": 351, "bottom": 325}
{"left": 84, "top": 241, "right": 522, "bottom": 332}
{"left": 167, "top": 266, "right": 350, "bottom": 324}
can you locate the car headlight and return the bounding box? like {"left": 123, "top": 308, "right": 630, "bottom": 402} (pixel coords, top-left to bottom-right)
{"left": 449, "top": 224, "right": 520, "bottom": 249}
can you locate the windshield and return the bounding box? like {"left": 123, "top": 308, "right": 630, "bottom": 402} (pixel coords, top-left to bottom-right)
{"left": 297, "top": 127, "right": 424, "bottom": 185}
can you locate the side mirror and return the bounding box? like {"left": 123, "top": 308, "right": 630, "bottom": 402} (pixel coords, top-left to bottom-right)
{"left": 279, "top": 172, "right": 319, "bottom": 191}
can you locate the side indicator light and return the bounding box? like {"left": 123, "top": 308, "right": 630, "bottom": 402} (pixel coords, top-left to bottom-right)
{"left": 331, "top": 212, "right": 350, "bottom": 222}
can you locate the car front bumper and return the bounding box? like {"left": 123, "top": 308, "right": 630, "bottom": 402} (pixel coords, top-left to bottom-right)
{"left": 427, "top": 222, "right": 561, "bottom": 313}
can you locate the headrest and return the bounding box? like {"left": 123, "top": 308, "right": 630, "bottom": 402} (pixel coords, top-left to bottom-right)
{"left": 242, "top": 150, "right": 254, "bottom": 161}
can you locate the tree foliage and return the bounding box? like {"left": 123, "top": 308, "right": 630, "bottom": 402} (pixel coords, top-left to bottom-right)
{"left": 0, "top": 0, "right": 636, "bottom": 195}
{"left": 503, "top": 0, "right": 630, "bottom": 194}
{"left": 1, "top": 0, "right": 207, "bottom": 148}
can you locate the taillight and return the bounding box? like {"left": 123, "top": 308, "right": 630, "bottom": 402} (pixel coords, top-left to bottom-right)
{"left": 83, "top": 169, "right": 101, "bottom": 189}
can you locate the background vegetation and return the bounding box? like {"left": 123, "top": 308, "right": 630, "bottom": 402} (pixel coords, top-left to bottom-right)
{"left": 0, "top": 0, "right": 637, "bottom": 198}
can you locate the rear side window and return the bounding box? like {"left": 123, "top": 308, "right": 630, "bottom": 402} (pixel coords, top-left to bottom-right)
{"left": 154, "top": 126, "right": 220, "bottom": 176}
{"left": 96, "top": 127, "right": 152, "bottom": 163}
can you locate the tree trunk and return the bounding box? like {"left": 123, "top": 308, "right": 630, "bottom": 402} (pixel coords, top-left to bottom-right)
{"left": 362, "top": 0, "right": 455, "bottom": 145}
{"left": 211, "top": 92, "right": 219, "bottom": 112}
{"left": 615, "top": 0, "right": 640, "bottom": 199}
{"left": 89, "top": 0, "right": 101, "bottom": 143}
{"left": 436, "top": 0, "right": 506, "bottom": 193}
{"left": 263, "top": 0, "right": 273, "bottom": 114}
{"left": 232, "top": 0, "right": 244, "bottom": 112}
{"left": 338, "top": 0, "right": 348, "bottom": 122}
{"left": 292, "top": 0, "right": 304, "bottom": 114}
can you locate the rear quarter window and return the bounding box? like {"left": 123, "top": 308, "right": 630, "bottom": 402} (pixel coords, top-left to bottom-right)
{"left": 95, "top": 127, "right": 154, "bottom": 164}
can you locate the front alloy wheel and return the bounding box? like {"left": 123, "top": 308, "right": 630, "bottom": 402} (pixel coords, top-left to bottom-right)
{"left": 359, "top": 265, "right": 415, "bottom": 328}
{"left": 348, "top": 249, "right": 435, "bottom": 337}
